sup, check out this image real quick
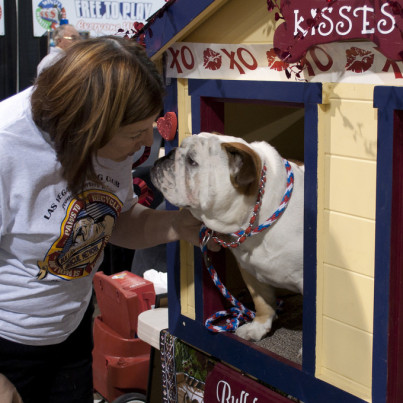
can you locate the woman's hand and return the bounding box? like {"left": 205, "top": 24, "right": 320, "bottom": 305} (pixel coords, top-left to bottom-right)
{"left": 173, "top": 208, "right": 221, "bottom": 252}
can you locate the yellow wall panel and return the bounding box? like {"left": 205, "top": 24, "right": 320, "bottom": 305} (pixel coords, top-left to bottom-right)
{"left": 323, "top": 264, "right": 374, "bottom": 333}
{"left": 180, "top": 240, "right": 196, "bottom": 320}
{"left": 184, "top": 0, "right": 277, "bottom": 44}
{"left": 150, "top": 0, "right": 229, "bottom": 60}
{"left": 322, "top": 87, "right": 377, "bottom": 161}
{"left": 322, "top": 83, "right": 375, "bottom": 103}
{"left": 320, "top": 368, "right": 371, "bottom": 402}
{"left": 320, "top": 317, "right": 373, "bottom": 391}
{"left": 177, "top": 79, "right": 196, "bottom": 319}
{"left": 323, "top": 211, "right": 375, "bottom": 277}
{"left": 177, "top": 79, "right": 193, "bottom": 141}
{"left": 325, "top": 103, "right": 378, "bottom": 160}
{"left": 324, "top": 156, "right": 377, "bottom": 219}
{"left": 317, "top": 86, "right": 377, "bottom": 400}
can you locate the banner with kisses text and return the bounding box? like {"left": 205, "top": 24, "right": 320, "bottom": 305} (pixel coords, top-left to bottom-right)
{"left": 165, "top": 42, "right": 403, "bottom": 85}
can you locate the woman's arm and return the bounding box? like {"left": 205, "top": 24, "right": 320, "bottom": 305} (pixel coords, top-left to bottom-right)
{"left": 109, "top": 203, "right": 203, "bottom": 250}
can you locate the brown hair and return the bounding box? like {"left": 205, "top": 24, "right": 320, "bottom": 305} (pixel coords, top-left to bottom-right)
{"left": 31, "top": 36, "right": 164, "bottom": 195}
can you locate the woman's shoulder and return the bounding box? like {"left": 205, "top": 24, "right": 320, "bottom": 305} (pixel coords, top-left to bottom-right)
{"left": 0, "top": 87, "right": 34, "bottom": 131}
{"left": 0, "top": 87, "right": 46, "bottom": 166}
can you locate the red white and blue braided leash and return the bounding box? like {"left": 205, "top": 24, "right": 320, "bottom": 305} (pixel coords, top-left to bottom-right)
{"left": 199, "top": 159, "right": 294, "bottom": 333}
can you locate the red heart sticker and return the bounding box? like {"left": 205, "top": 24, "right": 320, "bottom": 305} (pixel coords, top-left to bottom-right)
{"left": 157, "top": 112, "right": 177, "bottom": 141}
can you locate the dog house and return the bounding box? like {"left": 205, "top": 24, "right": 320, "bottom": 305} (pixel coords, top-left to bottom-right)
{"left": 137, "top": 0, "right": 403, "bottom": 402}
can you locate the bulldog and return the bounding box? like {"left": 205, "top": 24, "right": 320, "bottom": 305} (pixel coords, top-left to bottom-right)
{"left": 150, "top": 132, "right": 304, "bottom": 342}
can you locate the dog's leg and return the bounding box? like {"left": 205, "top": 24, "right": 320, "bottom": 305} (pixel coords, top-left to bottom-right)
{"left": 235, "top": 267, "right": 277, "bottom": 341}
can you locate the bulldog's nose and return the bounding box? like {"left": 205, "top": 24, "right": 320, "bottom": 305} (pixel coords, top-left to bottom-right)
{"left": 166, "top": 149, "right": 176, "bottom": 160}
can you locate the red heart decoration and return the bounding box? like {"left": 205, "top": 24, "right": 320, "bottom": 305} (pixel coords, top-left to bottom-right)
{"left": 157, "top": 112, "right": 177, "bottom": 141}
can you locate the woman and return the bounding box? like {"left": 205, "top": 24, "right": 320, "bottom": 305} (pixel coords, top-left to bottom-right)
{"left": 0, "top": 36, "right": 207, "bottom": 402}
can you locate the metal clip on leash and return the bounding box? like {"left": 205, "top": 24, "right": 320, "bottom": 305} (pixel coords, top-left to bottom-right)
{"left": 200, "top": 227, "right": 212, "bottom": 268}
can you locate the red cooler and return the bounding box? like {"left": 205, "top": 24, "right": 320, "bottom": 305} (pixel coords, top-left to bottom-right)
{"left": 92, "top": 271, "right": 156, "bottom": 401}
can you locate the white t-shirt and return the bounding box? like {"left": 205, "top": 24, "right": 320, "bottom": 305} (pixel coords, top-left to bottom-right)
{"left": 0, "top": 87, "right": 137, "bottom": 345}
{"left": 37, "top": 47, "right": 64, "bottom": 75}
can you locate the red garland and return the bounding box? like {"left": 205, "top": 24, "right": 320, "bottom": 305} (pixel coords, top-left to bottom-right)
{"left": 266, "top": 0, "right": 284, "bottom": 22}
{"left": 114, "top": 0, "right": 176, "bottom": 47}
{"left": 132, "top": 0, "right": 177, "bottom": 47}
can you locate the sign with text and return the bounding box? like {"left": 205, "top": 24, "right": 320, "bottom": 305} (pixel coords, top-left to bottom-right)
{"left": 204, "top": 362, "right": 290, "bottom": 403}
{"left": 0, "top": 0, "right": 4, "bottom": 36}
{"left": 31, "top": 0, "right": 165, "bottom": 37}
{"left": 165, "top": 42, "right": 403, "bottom": 84}
{"left": 273, "top": 0, "right": 403, "bottom": 62}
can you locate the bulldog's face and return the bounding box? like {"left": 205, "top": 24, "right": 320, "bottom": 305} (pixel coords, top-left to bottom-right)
{"left": 150, "top": 132, "right": 262, "bottom": 231}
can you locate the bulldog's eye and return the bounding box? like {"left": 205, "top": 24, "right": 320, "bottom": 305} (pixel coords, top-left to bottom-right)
{"left": 186, "top": 156, "right": 198, "bottom": 167}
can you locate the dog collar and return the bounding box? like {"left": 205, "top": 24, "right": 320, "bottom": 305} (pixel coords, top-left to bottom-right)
{"left": 201, "top": 159, "right": 294, "bottom": 249}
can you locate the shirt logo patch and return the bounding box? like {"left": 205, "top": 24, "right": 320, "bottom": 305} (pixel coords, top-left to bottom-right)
{"left": 37, "top": 190, "right": 122, "bottom": 280}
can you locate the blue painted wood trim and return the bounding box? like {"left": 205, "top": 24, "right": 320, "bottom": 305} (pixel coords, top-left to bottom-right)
{"left": 143, "top": 0, "right": 216, "bottom": 58}
{"left": 163, "top": 77, "right": 181, "bottom": 331}
{"left": 372, "top": 86, "right": 403, "bottom": 403}
{"left": 191, "top": 96, "right": 201, "bottom": 134}
{"left": 302, "top": 101, "right": 319, "bottom": 376}
{"left": 372, "top": 107, "right": 393, "bottom": 403}
{"left": 163, "top": 77, "right": 179, "bottom": 151}
{"left": 374, "top": 86, "right": 403, "bottom": 110}
{"left": 171, "top": 315, "right": 366, "bottom": 403}
{"left": 188, "top": 79, "right": 322, "bottom": 104}
{"left": 188, "top": 79, "right": 321, "bottom": 375}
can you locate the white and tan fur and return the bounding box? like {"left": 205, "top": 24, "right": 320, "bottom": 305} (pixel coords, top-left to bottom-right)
{"left": 151, "top": 132, "right": 304, "bottom": 341}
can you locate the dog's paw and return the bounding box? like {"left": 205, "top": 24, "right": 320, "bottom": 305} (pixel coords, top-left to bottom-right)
{"left": 235, "top": 318, "right": 273, "bottom": 342}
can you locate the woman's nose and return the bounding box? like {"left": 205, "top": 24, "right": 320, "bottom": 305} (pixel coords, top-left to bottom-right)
{"left": 144, "top": 127, "right": 155, "bottom": 147}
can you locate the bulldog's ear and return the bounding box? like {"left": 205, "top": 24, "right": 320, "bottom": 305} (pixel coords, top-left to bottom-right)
{"left": 222, "top": 142, "right": 262, "bottom": 196}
